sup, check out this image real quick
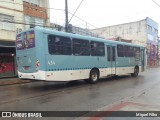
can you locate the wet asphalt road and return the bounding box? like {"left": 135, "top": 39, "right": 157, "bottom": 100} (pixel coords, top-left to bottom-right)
{"left": 0, "top": 67, "right": 160, "bottom": 120}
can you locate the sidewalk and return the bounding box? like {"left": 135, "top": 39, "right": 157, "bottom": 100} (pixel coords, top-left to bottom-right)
{"left": 79, "top": 84, "right": 160, "bottom": 120}
{"left": 0, "top": 77, "right": 32, "bottom": 86}
{"left": 85, "top": 84, "right": 160, "bottom": 119}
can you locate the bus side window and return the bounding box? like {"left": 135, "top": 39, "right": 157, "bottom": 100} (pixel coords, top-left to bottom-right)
{"left": 128, "top": 46, "right": 134, "bottom": 57}
{"left": 73, "top": 39, "right": 90, "bottom": 56}
{"left": 133, "top": 47, "right": 140, "bottom": 57}
{"left": 117, "top": 45, "right": 124, "bottom": 57}
{"left": 48, "top": 35, "right": 71, "bottom": 55}
{"left": 90, "top": 41, "right": 105, "bottom": 56}
{"left": 61, "top": 37, "right": 72, "bottom": 55}
{"left": 134, "top": 47, "right": 140, "bottom": 60}
{"left": 124, "top": 46, "right": 128, "bottom": 57}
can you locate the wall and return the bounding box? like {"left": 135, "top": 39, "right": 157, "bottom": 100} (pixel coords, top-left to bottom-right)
{"left": 0, "top": 0, "right": 23, "bottom": 41}
{"left": 146, "top": 17, "right": 159, "bottom": 65}
{"left": 0, "top": 0, "right": 50, "bottom": 42}
{"left": 92, "top": 19, "right": 147, "bottom": 46}
{"left": 40, "top": 0, "right": 50, "bottom": 21}
{"left": 23, "top": 0, "right": 50, "bottom": 29}
{"left": 146, "top": 17, "right": 158, "bottom": 45}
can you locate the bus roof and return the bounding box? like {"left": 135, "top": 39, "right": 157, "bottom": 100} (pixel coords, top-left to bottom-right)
{"left": 28, "top": 27, "right": 145, "bottom": 48}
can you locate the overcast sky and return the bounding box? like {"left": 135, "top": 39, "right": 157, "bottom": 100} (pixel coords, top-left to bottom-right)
{"left": 49, "top": 0, "right": 160, "bottom": 33}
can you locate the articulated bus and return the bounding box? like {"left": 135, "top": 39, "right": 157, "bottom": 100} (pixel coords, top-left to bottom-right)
{"left": 16, "top": 27, "right": 146, "bottom": 83}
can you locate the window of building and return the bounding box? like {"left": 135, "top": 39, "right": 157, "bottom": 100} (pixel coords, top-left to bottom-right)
{"left": 154, "top": 28, "right": 158, "bottom": 33}
{"left": 48, "top": 35, "right": 71, "bottom": 55}
{"left": 0, "top": 14, "right": 14, "bottom": 31}
{"left": 90, "top": 41, "right": 105, "bottom": 56}
{"left": 73, "top": 39, "right": 90, "bottom": 56}
{"left": 23, "top": 0, "right": 40, "bottom": 6}
{"left": 147, "top": 25, "right": 152, "bottom": 31}
{"left": 24, "top": 16, "right": 45, "bottom": 29}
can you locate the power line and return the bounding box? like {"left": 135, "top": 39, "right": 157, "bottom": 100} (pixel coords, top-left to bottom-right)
{"left": 151, "top": 0, "right": 160, "bottom": 8}
{"left": 68, "top": 0, "right": 84, "bottom": 24}
{"left": 68, "top": 11, "right": 97, "bottom": 29}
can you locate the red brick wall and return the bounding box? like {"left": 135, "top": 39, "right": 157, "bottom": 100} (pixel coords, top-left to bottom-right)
{"left": 23, "top": 2, "right": 48, "bottom": 19}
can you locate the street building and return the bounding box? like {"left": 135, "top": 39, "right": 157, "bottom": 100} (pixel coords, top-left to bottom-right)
{"left": 0, "top": 0, "right": 50, "bottom": 77}
{"left": 91, "top": 17, "right": 159, "bottom": 66}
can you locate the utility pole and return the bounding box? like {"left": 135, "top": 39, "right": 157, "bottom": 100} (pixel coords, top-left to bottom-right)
{"left": 65, "top": 0, "right": 69, "bottom": 32}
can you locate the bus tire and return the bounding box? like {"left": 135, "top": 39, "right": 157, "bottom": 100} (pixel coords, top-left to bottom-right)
{"left": 131, "top": 67, "right": 139, "bottom": 77}
{"left": 85, "top": 69, "right": 99, "bottom": 84}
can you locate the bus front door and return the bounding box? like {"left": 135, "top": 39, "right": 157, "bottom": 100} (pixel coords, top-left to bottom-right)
{"left": 107, "top": 45, "right": 116, "bottom": 75}
{"left": 141, "top": 49, "right": 145, "bottom": 71}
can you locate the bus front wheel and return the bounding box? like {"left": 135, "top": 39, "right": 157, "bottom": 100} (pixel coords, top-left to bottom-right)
{"left": 131, "top": 67, "right": 139, "bottom": 77}
{"left": 85, "top": 69, "right": 99, "bottom": 84}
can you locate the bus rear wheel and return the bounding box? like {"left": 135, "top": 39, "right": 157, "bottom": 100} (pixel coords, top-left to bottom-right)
{"left": 131, "top": 67, "right": 139, "bottom": 77}
{"left": 85, "top": 69, "right": 99, "bottom": 84}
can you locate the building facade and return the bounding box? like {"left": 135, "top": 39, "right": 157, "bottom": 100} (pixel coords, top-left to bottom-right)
{"left": 92, "top": 17, "right": 159, "bottom": 66}
{"left": 0, "top": 0, "right": 50, "bottom": 77}
{"left": 23, "top": 0, "right": 50, "bottom": 30}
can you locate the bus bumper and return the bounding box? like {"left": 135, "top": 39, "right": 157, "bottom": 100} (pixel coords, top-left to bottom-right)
{"left": 18, "top": 71, "right": 46, "bottom": 80}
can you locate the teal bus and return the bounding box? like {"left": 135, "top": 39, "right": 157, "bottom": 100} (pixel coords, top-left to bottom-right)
{"left": 16, "top": 27, "right": 146, "bottom": 83}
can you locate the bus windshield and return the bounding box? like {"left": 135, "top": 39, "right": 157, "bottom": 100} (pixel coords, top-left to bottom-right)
{"left": 16, "top": 30, "right": 35, "bottom": 50}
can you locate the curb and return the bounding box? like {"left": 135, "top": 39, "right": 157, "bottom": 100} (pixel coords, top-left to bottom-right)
{"left": 0, "top": 78, "right": 32, "bottom": 86}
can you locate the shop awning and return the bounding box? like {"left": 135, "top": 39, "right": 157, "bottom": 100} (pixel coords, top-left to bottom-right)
{"left": 0, "top": 40, "right": 15, "bottom": 47}
{"left": 0, "top": 40, "right": 15, "bottom": 54}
